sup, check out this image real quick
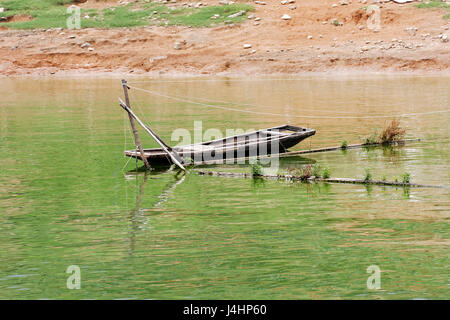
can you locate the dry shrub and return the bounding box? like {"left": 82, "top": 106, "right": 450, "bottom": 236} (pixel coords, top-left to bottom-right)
{"left": 296, "top": 165, "right": 313, "bottom": 181}
{"left": 287, "top": 165, "right": 313, "bottom": 181}
{"left": 379, "top": 120, "right": 406, "bottom": 144}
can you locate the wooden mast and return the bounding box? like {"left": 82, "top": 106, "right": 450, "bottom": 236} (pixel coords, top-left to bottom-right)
{"left": 119, "top": 98, "right": 186, "bottom": 172}
{"left": 122, "top": 79, "right": 151, "bottom": 171}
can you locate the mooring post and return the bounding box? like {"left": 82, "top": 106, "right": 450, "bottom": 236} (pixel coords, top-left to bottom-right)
{"left": 119, "top": 98, "right": 186, "bottom": 172}
{"left": 122, "top": 79, "right": 151, "bottom": 171}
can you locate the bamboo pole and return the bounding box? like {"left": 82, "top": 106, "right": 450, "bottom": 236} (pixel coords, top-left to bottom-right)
{"left": 277, "top": 139, "right": 421, "bottom": 158}
{"left": 188, "top": 139, "right": 421, "bottom": 166}
{"left": 119, "top": 98, "right": 186, "bottom": 171}
{"left": 195, "top": 170, "right": 449, "bottom": 189}
{"left": 122, "top": 79, "right": 151, "bottom": 171}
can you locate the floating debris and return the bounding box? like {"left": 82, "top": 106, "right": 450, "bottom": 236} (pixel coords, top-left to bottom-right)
{"left": 196, "top": 171, "right": 449, "bottom": 189}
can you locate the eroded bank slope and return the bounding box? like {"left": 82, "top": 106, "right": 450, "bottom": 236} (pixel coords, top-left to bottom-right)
{"left": 1, "top": 0, "right": 449, "bottom": 76}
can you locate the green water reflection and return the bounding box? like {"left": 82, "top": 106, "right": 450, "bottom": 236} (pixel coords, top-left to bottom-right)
{"left": 0, "top": 76, "right": 448, "bottom": 299}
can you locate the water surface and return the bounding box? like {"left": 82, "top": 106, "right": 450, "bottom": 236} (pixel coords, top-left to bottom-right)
{"left": 0, "top": 75, "right": 449, "bottom": 299}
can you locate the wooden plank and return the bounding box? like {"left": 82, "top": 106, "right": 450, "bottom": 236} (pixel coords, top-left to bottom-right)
{"left": 119, "top": 98, "right": 186, "bottom": 172}
{"left": 185, "top": 139, "right": 421, "bottom": 166}
{"left": 279, "top": 139, "right": 421, "bottom": 157}
{"left": 122, "top": 79, "right": 151, "bottom": 171}
{"left": 195, "top": 170, "right": 449, "bottom": 189}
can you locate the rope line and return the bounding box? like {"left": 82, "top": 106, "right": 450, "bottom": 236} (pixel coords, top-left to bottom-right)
{"left": 128, "top": 79, "right": 311, "bottom": 84}
{"left": 122, "top": 110, "right": 134, "bottom": 171}
{"left": 130, "top": 81, "right": 377, "bottom": 114}
{"left": 124, "top": 91, "right": 175, "bottom": 166}
{"left": 122, "top": 154, "right": 133, "bottom": 171}
{"left": 128, "top": 78, "right": 384, "bottom": 84}
{"left": 123, "top": 109, "right": 127, "bottom": 157}
{"left": 128, "top": 85, "right": 450, "bottom": 120}
{"left": 134, "top": 89, "right": 379, "bottom": 115}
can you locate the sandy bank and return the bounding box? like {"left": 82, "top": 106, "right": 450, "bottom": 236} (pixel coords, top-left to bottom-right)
{"left": 1, "top": 0, "right": 449, "bottom": 76}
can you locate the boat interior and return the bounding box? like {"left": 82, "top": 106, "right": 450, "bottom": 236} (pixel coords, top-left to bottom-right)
{"left": 127, "top": 125, "right": 313, "bottom": 157}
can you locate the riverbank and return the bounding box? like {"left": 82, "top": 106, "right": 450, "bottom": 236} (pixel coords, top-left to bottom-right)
{"left": 1, "top": 0, "right": 449, "bottom": 76}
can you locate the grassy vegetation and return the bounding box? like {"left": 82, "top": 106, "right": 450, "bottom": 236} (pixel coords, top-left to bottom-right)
{"left": 416, "top": 0, "right": 450, "bottom": 19}
{"left": 250, "top": 160, "right": 263, "bottom": 177}
{"left": 364, "top": 168, "right": 372, "bottom": 182}
{"left": 0, "top": 0, "right": 253, "bottom": 29}
{"left": 363, "top": 130, "right": 378, "bottom": 145}
{"left": 169, "top": 5, "right": 253, "bottom": 27}
{"left": 312, "top": 163, "right": 321, "bottom": 178}
{"left": 401, "top": 172, "right": 411, "bottom": 184}
{"left": 416, "top": 1, "right": 450, "bottom": 9}
{"left": 286, "top": 164, "right": 323, "bottom": 180}
{"left": 322, "top": 167, "right": 331, "bottom": 179}
{"left": 341, "top": 140, "right": 348, "bottom": 149}
{"left": 0, "top": 0, "right": 68, "bottom": 29}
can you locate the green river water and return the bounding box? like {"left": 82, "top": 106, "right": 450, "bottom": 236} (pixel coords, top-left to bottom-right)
{"left": 0, "top": 75, "right": 448, "bottom": 299}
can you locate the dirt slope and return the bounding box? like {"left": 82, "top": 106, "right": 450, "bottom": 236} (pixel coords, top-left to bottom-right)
{"left": 0, "top": 0, "right": 449, "bottom": 76}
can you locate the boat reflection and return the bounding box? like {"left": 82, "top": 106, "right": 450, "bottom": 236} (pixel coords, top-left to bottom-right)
{"left": 124, "top": 169, "right": 186, "bottom": 255}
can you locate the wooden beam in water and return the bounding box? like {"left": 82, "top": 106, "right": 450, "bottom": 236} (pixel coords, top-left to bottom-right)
{"left": 188, "top": 139, "right": 421, "bottom": 166}
{"left": 119, "top": 98, "right": 186, "bottom": 172}
{"left": 195, "top": 170, "right": 449, "bottom": 189}
{"left": 122, "top": 79, "right": 151, "bottom": 171}
{"left": 278, "top": 139, "right": 421, "bottom": 158}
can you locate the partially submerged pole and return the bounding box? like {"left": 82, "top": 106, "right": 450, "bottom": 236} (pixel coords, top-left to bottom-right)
{"left": 122, "top": 79, "right": 151, "bottom": 171}
{"left": 195, "top": 170, "right": 449, "bottom": 189}
{"left": 119, "top": 98, "right": 186, "bottom": 172}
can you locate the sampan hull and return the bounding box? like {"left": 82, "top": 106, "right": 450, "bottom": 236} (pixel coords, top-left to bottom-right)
{"left": 125, "top": 125, "right": 315, "bottom": 165}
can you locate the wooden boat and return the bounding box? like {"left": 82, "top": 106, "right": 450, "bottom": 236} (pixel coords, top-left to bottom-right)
{"left": 124, "top": 125, "right": 316, "bottom": 165}
{"left": 119, "top": 79, "right": 315, "bottom": 169}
